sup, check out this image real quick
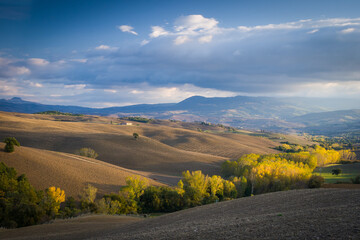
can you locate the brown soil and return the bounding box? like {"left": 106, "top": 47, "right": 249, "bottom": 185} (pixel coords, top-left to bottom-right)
{"left": 1, "top": 189, "right": 359, "bottom": 239}
{"left": 0, "top": 215, "right": 143, "bottom": 240}
{"left": 0, "top": 111, "right": 278, "bottom": 177}
{"left": 0, "top": 143, "right": 165, "bottom": 198}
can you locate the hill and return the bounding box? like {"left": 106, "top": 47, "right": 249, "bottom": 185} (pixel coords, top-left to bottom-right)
{"left": 2, "top": 96, "right": 360, "bottom": 134}
{"left": 1, "top": 188, "right": 359, "bottom": 239}
{"left": 0, "top": 111, "right": 279, "bottom": 179}
{"left": 292, "top": 109, "right": 360, "bottom": 136}
{"left": 0, "top": 143, "right": 164, "bottom": 198}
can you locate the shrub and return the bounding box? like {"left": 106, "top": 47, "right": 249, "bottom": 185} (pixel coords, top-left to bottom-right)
{"left": 331, "top": 168, "right": 342, "bottom": 176}
{"left": 4, "top": 137, "right": 20, "bottom": 153}
{"left": 351, "top": 175, "right": 360, "bottom": 184}
{"left": 77, "top": 148, "right": 98, "bottom": 159}
{"left": 133, "top": 133, "right": 139, "bottom": 140}
{"left": 308, "top": 175, "right": 325, "bottom": 188}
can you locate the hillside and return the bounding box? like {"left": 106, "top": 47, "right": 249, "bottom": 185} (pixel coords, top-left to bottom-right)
{"left": 2, "top": 96, "right": 360, "bottom": 134}
{"left": 0, "top": 111, "right": 279, "bottom": 178}
{"left": 1, "top": 189, "right": 359, "bottom": 239}
{"left": 292, "top": 109, "right": 360, "bottom": 136}
{"left": 0, "top": 143, "right": 164, "bottom": 198}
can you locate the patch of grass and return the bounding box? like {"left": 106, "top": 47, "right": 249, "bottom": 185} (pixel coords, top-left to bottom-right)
{"left": 314, "top": 163, "right": 360, "bottom": 183}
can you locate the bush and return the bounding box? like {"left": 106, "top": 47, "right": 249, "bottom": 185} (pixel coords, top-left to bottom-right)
{"left": 331, "top": 168, "right": 342, "bottom": 176}
{"left": 351, "top": 175, "right": 360, "bottom": 184}
{"left": 308, "top": 175, "right": 325, "bottom": 188}
{"left": 133, "top": 133, "right": 139, "bottom": 140}
{"left": 4, "top": 137, "right": 20, "bottom": 153}
{"left": 77, "top": 148, "right": 98, "bottom": 159}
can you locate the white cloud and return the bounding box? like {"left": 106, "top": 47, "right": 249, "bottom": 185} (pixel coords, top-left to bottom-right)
{"left": 174, "top": 15, "right": 218, "bottom": 34}
{"left": 29, "top": 82, "right": 43, "bottom": 88}
{"left": 118, "top": 25, "right": 138, "bottom": 35}
{"left": 149, "top": 26, "right": 169, "bottom": 38}
{"left": 130, "top": 90, "right": 144, "bottom": 94}
{"left": 64, "top": 84, "right": 86, "bottom": 90}
{"left": 174, "top": 35, "right": 190, "bottom": 45}
{"left": 28, "top": 58, "right": 49, "bottom": 66}
{"left": 307, "top": 29, "right": 319, "bottom": 34}
{"left": 198, "top": 35, "right": 213, "bottom": 43}
{"left": 104, "top": 89, "right": 117, "bottom": 93}
{"left": 13, "top": 66, "right": 31, "bottom": 75}
{"left": 70, "top": 58, "right": 87, "bottom": 63}
{"left": 141, "top": 40, "right": 149, "bottom": 46}
{"left": 341, "top": 28, "right": 355, "bottom": 34}
{"left": 237, "top": 18, "right": 360, "bottom": 33}
{"left": 95, "top": 45, "right": 117, "bottom": 51}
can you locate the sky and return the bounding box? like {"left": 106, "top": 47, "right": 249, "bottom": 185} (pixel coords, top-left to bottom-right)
{"left": 0, "top": 0, "right": 360, "bottom": 107}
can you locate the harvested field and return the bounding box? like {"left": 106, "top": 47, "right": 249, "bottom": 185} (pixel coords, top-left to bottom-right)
{"left": 0, "top": 143, "right": 165, "bottom": 198}
{"left": 0, "top": 111, "right": 278, "bottom": 177}
{"left": 1, "top": 189, "right": 359, "bottom": 239}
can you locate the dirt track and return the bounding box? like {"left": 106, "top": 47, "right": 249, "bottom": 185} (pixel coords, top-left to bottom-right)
{"left": 1, "top": 189, "right": 359, "bottom": 239}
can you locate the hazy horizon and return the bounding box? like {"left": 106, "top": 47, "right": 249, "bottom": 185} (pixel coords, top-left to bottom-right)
{"left": 1, "top": 0, "right": 360, "bottom": 107}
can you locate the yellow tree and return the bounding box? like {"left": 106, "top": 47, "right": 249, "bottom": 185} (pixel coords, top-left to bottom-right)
{"left": 44, "top": 186, "right": 66, "bottom": 215}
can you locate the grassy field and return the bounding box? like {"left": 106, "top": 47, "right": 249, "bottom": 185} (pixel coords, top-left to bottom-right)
{"left": 314, "top": 163, "right": 360, "bottom": 183}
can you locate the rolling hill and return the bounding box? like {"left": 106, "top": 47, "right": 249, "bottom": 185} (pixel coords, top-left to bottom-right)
{"left": 2, "top": 96, "right": 360, "bottom": 135}
{"left": 1, "top": 188, "right": 359, "bottom": 239}
{"left": 0, "top": 143, "right": 165, "bottom": 198}
{"left": 292, "top": 109, "right": 360, "bottom": 136}
{"left": 0, "top": 111, "right": 279, "bottom": 171}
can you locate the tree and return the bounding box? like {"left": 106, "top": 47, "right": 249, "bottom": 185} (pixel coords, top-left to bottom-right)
{"left": 133, "top": 133, "right": 139, "bottom": 140}
{"left": 331, "top": 168, "right": 342, "bottom": 176}
{"left": 81, "top": 184, "right": 98, "bottom": 203}
{"left": 308, "top": 175, "right": 324, "bottom": 188}
{"left": 4, "top": 137, "right": 20, "bottom": 153}
{"left": 0, "top": 162, "right": 45, "bottom": 228}
{"left": 43, "top": 186, "right": 66, "bottom": 216}
{"left": 77, "top": 148, "right": 98, "bottom": 159}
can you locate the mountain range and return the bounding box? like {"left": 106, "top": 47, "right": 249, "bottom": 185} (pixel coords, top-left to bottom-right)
{"left": 1, "top": 96, "right": 360, "bottom": 136}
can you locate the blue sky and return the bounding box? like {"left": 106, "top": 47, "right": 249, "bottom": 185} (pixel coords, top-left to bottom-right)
{"left": 1, "top": 0, "right": 360, "bottom": 107}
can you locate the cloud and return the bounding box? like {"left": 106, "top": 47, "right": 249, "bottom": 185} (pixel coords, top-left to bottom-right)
{"left": 118, "top": 25, "right": 138, "bottom": 35}
{"left": 307, "top": 29, "right": 319, "bottom": 34}
{"left": 341, "top": 28, "right": 355, "bottom": 34}
{"left": 174, "top": 15, "right": 218, "bottom": 34}
{"left": 2, "top": 16, "right": 360, "bottom": 107}
{"left": 141, "top": 40, "right": 149, "bottom": 46}
{"left": 64, "top": 84, "right": 86, "bottom": 90}
{"left": 28, "top": 58, "right": 49, "bottom": 66}
{"left": 95, "top": 45, "right": 117, "bottom": 50}
{"left": 174, "top": 35, "right": 190, "bottom": 45}
{"left": 198, "top": 35, "right": 213, "bottom": 43}
{"left": 149, "top": 26, "right": 169, "bottom": 38}
{"left": 150, "top": 15, "right": 220, "bottom": 45}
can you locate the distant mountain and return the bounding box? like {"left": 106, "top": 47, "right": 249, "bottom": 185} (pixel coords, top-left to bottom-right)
{"left": 292, "top": 109, "right": 360, "bottom": 136}
{"left": 1, "top": 96, "right": 360, "bottom": 135}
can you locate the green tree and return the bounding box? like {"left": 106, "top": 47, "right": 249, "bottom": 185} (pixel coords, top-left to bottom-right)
{"left": 121, "top": 176, "right": 148, "bottom": 201}
{"left": 77, "top": 148, "right": 98, "bottom": 159}
{"left": 0, "top": 162, "right": 45, "bottom": 228}
{"left": 133, "top": 133, "right": 139, "bottom": 140}
{"left": 181, "top": 170, "right": 209, "bottom": 207}
{"left": 331, "top": 168, "right": 342, "bottom": 176}
{"left": 4, "top": 137, "right": 20, "bottom": 153}
{"left": 81, "top": 184, "right": 98, "bottom": 203}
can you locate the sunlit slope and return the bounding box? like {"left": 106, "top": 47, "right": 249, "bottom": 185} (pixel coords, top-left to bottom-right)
{"left": 141, "top": 127, "right": 278, "bottom": 158}
{"left": 0, "top": 112, "right": 225, "bottom": 176}
{"left": 0, "top": 143, "right": 164, "bottom": 198}
{"left": 0, "top": 112, "right": 277, "bottom": 176}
